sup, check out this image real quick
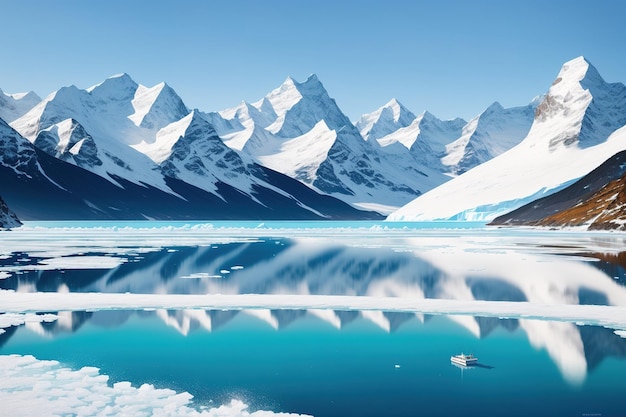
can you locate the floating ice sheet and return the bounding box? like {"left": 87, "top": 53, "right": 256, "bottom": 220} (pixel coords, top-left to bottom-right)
{"left": 1, "top": 291, "right": 625, "bottom": 332}
{"left": 179, "top": 273, "right": 222, "bottom": 279}
{"left": 0, "top": 313, "right": 58, "bottom": 334}
{"left": 0, "top": 354, "right": 311, "bottom": 417}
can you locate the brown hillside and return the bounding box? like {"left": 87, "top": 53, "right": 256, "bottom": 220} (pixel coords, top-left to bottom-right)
{"left": 534, "top": 172, "right": 626, "bottom": 231}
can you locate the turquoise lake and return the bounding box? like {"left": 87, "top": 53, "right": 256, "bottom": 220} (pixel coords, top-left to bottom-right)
{"left": 1, "top": 221, "right": 626, "bottom": 416}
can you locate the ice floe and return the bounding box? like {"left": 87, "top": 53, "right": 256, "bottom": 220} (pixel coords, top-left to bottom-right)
{"left": 1, "top": 291, "right": 625, "bottom": 333}
{"left": 179, "top": 273, "right": 223, "bottom": 279}
{"left": 0, "top": 313, "right": 58, "bottom": 334}
{"left": 0, "top": 354, "right": 311, "bottom": 417}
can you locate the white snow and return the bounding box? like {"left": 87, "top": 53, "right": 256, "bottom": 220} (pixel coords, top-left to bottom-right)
{"left": 128, "top": 82, "right": 166, "bottom": 127}
{"left": 1, "top": 292, "right": 625, "bottom": 333}
{"left": 440, "top": 102, "right": 534, "bottom": 174}
{"left": 135, "top": 111, "right": 195, "bottom": 164}
{"left": 256, "top": 120, "right": 335, "bottom": 181}
{"left": 0, "top": 355, "right": 311, "bottom": 417}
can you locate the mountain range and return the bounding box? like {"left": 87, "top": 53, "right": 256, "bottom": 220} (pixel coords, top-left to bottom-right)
{"left": 1, "top": 76, "right": 382, "bottom": 221}
{"left": 2, "top": 56, "right": 626, "bottom": 225}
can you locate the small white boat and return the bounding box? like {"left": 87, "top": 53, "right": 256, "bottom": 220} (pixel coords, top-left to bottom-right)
{"left": 450, "top": 353, "right": 478, "bottom": 366}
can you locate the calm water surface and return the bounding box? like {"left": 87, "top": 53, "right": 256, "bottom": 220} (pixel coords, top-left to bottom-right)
{"left": 1, "top": 221, "right": 626, "bottom": 416}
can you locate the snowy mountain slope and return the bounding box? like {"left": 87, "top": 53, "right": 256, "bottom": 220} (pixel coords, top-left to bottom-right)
{"left": 10, "top": 75, "right": 180, "bottom": 194}
{"left": 372, "top": 110, "right": 468, "bottom": 178}
{"left": 0, "top": 117, "right": 42, "bottom": 177}
{"left": 441, "top": 101, "right": 535, "bottom": 175}
{"left": 128, "top": 82, "right": 189, "bottom": 131}
{"left": 263, "top": 74, "right": 354, "bottom": 137}
{"left": 388, "top": 56, "right": 626, "bottom": 221}
{"left": 213, "top": 75, "right": 353, "bottom": 152}
{"left": 371, "top": 101, "right": 534, "bottom": 177}
{"left": 0, "top": 88, "right": 41, "bottom": 123}
{"left": 2, "top": 116, "right": 378, "bottom": 220}
{"left": 136, "top": 110, "right": 256, "bottom": 196}
{"left": 375, "top": 111, "right": 465, "bottom": 155}
{"left": 32, "top": 118, "right": 102, "bottom": 169}
{"left": 212, "top": 76, "right": 448, "bottom": 213}
{"left": 355, "top": 98, "right": 416, "bottom": 141}
{"left": 0, "top": 116, "right": 177, "bottom": 219}
{"left": 131, "top": 110, "right": 381, "bottom": 219}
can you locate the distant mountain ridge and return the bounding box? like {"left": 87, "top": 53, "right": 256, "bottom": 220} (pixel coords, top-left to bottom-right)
{"left": 0, "top": 88, "right": 41, "bottom": 123}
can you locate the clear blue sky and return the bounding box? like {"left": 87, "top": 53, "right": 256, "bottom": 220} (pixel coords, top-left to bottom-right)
{"left": 2, "top": 0, "right": 625, "bottom": 121}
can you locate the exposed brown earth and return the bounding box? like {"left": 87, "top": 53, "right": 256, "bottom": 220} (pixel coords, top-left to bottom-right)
{"left": 533, "top": 172, "right": 626, "bottom": 231}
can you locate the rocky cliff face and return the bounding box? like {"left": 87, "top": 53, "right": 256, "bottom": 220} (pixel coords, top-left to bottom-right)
{"left": 532, "top": 171, "right": 626, "bottom": 231}
{"left": 0, "top": 195, "right": 21, "bottom": 229}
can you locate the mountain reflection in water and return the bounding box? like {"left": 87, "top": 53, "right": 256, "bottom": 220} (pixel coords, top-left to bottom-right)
{"left": 2, "top": 236, "right": 626, "bottom": 385}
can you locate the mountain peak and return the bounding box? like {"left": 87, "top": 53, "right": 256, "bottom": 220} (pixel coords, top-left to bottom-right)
{"left": 86, "top": 73, "right": 138, "bottom": 101}
{"left": 356, "top": 98, "right": 416, "bottom": 141}
{"left": 532, "top": 55, "right": 626, "bottom": 149}
{"left": 0, "top": 88, "right": 42, "bottom": 123}
{"left": 386, "top": 97, "right": 401, "bottom": 107}
{"left": 129, "top": 81, "right": 189, "bottom": 130}
{"left": 385, "top": 98, "right": 412, "bottom": 122}
{"left": 482, "top": 101, "right": 504, "bottom": 115}
{"left": 87, "top": 73, "right": 136, "bottom": 90}
{"left": 2, "top": 89, "right": 41, "bottom": 102}
{"left": 277, "top": 74, "right": 327, "bottom": 97}
{"left": 552, "top": 56, "right": 605, "bottom": 90}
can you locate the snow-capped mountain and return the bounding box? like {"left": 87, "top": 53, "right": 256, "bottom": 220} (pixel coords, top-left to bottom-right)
{"left": 367, "top": 100, "right": 535, "bottom": 177}
{"left": 211, "top": 76, "right": 447, "bottom": 213}
{"left": 355, "top": 98, "right": 416, "bottom": 142}
{"left": 10, "top": 74, "right": 182, "bottom": 194}
{"left": 374, "top": 110, "right": 466, "bottom": 171}
{"left": 388, "top": 56, "right": 626, "bottom": 221}
{"left": 0, "top": 88, "right": 41, "bottom": 123}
